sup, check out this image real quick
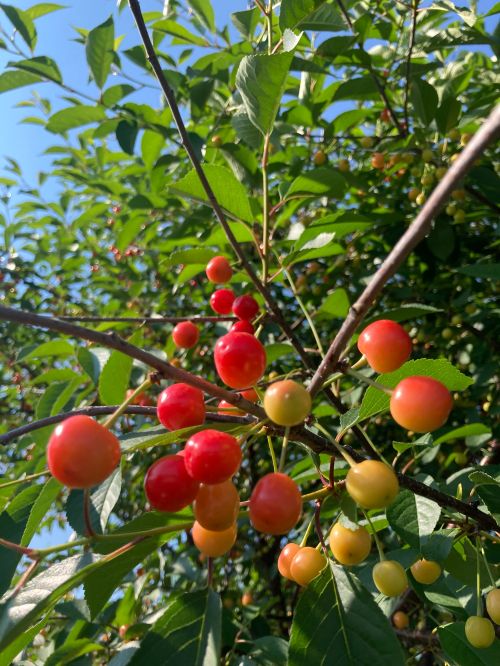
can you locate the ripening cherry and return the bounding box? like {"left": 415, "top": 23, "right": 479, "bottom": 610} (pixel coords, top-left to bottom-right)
{"left": 289, "top": 547, "right": 327, "bottom": 586}
{"left": 194, "top": 480, "right": 240, "bottom": 531}
{"left": 47, "top": 415, "right": 121, "bottom": 489}
{"left": 218, "top": 399, "right": 244, "bottom": 416}
{"left": 240, "top": 387, "right": 258, "bottom": 402}
{"left": 231, "top": 320, "right": 254, "bottom": 334}
{"left": 206, "top": 256, "right": 232, "bottom": 283}
{"left": 465, "top": 616, "right": 495, "bottom": 649}
{"left": 126, "top": 389, "right": 154, "bottom": 407}
{"left": 392, "top": 611, "right": 409, "bottom": 629}
{"left": 410, "top": 559, "right": 441, "bottom": 585}
{"left": 278, "top": 543, "right": 301, "bottom": 580}
{"left": 210, "top": 288, "right": 235, "bottom": 314}
{"left": 338, "top": 158, "right": 350, "bottom": 173}
{"left": 486, "top": 589, "right": 500, "bottom": 624}
{"left": 232, "top": 294, "right": 259, "bottom": 321}
{"left": 371, "top": 152, "right": 385, "bottom": 170}
{"left": 372, "top": 560, "right": 408, "bottom": 597}
{"left": 329, "top": 522, "right": 372, "bottom": 566}
{"left": 263, "top": 380, "right": 312, "bottom": 426}
{"left": 390, "top": 376, "right": 453, "bottom": 432}
{"left": 346, "top": 460, "right": 399, "bottom": 509}
{"left": 357, "top": 320, "right": 412, "bottom": 373}
{"left": 184, "top": 429, "right": 242, "bottom": 484}
{"left": 249, "top": 473, "right": 302, "bottom": 535}
{"left": 192, "top": 521, "right": 237, "bottom": 557}
{"left": 144, "top": 455, "right": 199, "bottom": 512}
{"left": 313, "top": 150, "right": 327, "bottom": 166}
{"left": 172, "top": 321, "right": 199, "bottom": 349}
{"left": 157, "top": 383, "right": 205, "bottom": 431}
{"left": 214, "top": 332, "right": 266, "bottom": 389}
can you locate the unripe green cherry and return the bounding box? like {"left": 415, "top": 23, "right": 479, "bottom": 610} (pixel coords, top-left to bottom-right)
{"left": 373, "top": 560, "right": 408, "bottom": 597}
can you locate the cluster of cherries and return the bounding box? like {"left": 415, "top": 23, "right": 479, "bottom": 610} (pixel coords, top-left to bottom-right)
{"left": 44, "top": 256, "right": 498, "bottom": 648}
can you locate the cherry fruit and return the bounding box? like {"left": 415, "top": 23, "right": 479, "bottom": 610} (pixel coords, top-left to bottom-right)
{"left": 210, "top": 288, "right": 235, "bottom": 314}
{"left": 346, "top": 460, "right": 399, "bottom": 509}
{"left": 192, "top": 521, "right": 237, "bottom": 557}
{"left": 371, "top": 152, "right": 385, "bottom": 169}
{"left": 392, "top": 611, "right": 409, "bottom": 629}
{"left": 184, "top": 429, "right": 241, "bottom": 484}
{"left": 231, "top": 320, "right": 254, "bottom": 334}
{"left": 47, "top": 415, "right": 121, "bottom": 489}
{"left": 263, "top": 380, "right": 311, "bottom": 427}
{"left": 206, "top": 256, "right": 232, "bottom": 283}
{"left": 373, "top": 560, "right": 408, "bottom": 597}
{"left": 232, "top": 294, "right": 259, "bottom": 321}
{"left": 144, "top": 454, "right": 199, "bottom": 512}
{"left": 157, "top": 383, "right": 205, "bottom": 431}
{"left": 410, "top": 559, "right": 441, "bottom": 585}
{"left": 278, "top": 543, "right": 301, "bottom": 580}
{"left": 194, "top": 480, "right": 240, "bottom": 531}
{"left": 289, "top": 547, "right": 326, "bottom": 586}
{"left": 329, "top": 522, "right": 372, "bottom": 566}
{"left": 390, "top": 376, "right": 453, "bottom": 432}
{"left": 172, "top": 321, "right": 199, "bottom": 349}
{"left": 486, "top": 588, "right": 500, "bottom": 624}
{"left": 465, "top": 616, "right": 495, "bottom": 649}
{"left": 313, "top": 150, "right": 327, "bottom": 166}
{"left": 214, "top": 332, "right": 266, "bottom": 389}
{"left": 249, "top": 473, "right": 302, "bottom": 535}
{"left": 357, "top": 320, "right": 412, "bottom": 373}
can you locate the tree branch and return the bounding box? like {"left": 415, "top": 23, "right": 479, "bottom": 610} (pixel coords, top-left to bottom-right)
{"left": 403, "top": 0, "right": 419, "bottom": 128}
{"left": 55, "top": 315, "right": 238, "bottom": 324}
{"left": 127, "top": 0, "right": 312, "bottom": 369}
{"left": 308, "top": 104, "right": 500, "bottom": 396}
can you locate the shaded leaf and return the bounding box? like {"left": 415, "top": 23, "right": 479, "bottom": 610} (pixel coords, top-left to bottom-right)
{"left": 387, "top": 489, "right": 441, "bottom": 553}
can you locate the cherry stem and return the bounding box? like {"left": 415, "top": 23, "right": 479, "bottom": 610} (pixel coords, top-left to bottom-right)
{"left": 300, "top": 515, "right": 316, "bottom": 548}
{"left": 475, "top": 536, "right": 482, "bottom": 616}
{"left": 83, "top": 488, "right": 97, "bottom": 538}
{"left": 363, "top": 510, "right": 386, "bottom": 561}
{"left": 267, "top": 436, "right": 278, "bottom": 473}
{"left": 301, "top": 487, "right": 332, "bottom": 502}
{"left": 355, "top": 428, "right": 390, "bottom": 466}
{"left": 283, "top": 266, "right": 325, "bottom": 356}
{"left": 279, "top": 426, "right": 291, "bottom": 473}
{"left": 479, "top": 540, "right": 496, "bottom": 589}
{"left": 314, "top": 422, "right": 356, "bottom": 468}
{"left": 103, "top": 378, "right": 152, "bottom": 429}
{"left": 314, "top": 500, "right": 328, "bottom": 556}
{"left": 0, "top": 537, "right": 35, "bottom": 558}
{"left": 12, "top": 557, "right": 40, "bottom": 596}
{"left": 351, "top": 356, "right": 368, "bottom": 370}
{"left": 345, "top": 368, "right": 393, "bottom": 395}
{"left": 0, "top": 469, "right": 48, "bottom": 490}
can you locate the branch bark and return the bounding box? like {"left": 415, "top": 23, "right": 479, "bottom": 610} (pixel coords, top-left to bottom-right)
{"left": 308, "top": 103, "right": 500, "bottom": 396}
{"left": 56, "top": 315, "right": 238, "bottom": 324}
{"left": 403, "top": 0, "right": 419, "bottom": 128}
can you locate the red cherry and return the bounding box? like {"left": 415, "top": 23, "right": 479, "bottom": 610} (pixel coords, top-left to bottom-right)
{"left": 210, "top": 289, "right": 235, "bottom": 314}
{"left": 231, "top": 320, "right": 255, "bottom": 334}
{"left": 232, "top": 294, "right": 259, "bottom": 321}
{"left": 47, "top": 415, "right": 121, "bottom": 489}
{"left": 144, "top": 454, "right": 199, "bottom": 512}
{"left": 218, "top": 399, "right": 244, "bottom": 416}
{"left": 390, "top": 376, "right": 453, "bottom": 432}
{"left": 206, "top": 256, "right": 232, "bottom": 284}
{"left": 184, "top": 429, "right": 242, "bottom": 484}
{"left": 172, "top": 321, "right": 199, "bottom": 349}
{"left": 157, "top": 383, "right": 205, "bottom": 431}
{"left": 357, "top": 320, "right": 412, "bottom": 373}
{"left": 249, "top": 473, "right": 302, "bottom": 534}
{"left": 240, "top": 388, "right": 258, "bottom": 402}
{"left": 126, "top": 389, "right": 154, "bottom": 407}
{"left": 214, "top": 332, "right": 266, "bottom": 389}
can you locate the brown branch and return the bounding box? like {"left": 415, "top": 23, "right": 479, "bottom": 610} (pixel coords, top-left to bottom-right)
{"left": 127, "top": 0, "right": 312, "bottom": 369}
{"left": 56, "top": 315, "right": 238, "bottom": 324}
{"left": 308, "top": 104, "right": 500, "bottom": 396}
{"left": 403, "top": 0, "right": 419, "bottom": 128}
{"left": 334, "top": 0, "right": 404, "bottom": 136}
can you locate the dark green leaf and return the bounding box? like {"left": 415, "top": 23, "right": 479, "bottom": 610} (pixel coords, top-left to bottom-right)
{"left": 439, "top": 622, "right": 500, "bottom": 665}
{"left": 435, "top": 96, "right": 461, "bottom": 133}
{"left": 0, "top": 4, "right": 37, "bottom": 49}
{"left": 411, "top": 79, "right": 438, "bottom": 126}
{"left": 8, "top": 56, "right": 61, "bottom": 83}
{"left": 152, "top": 19, "right": 207, "bottom": 46}
{"left": 387, "top": 489, "right": 441, "bottom": 552}
{"left": 86, "top": 16, "right": 114, "bottom": 89}
{"left": 457, "top": 263, "right": 500, "bottom": 279}
{"left": 45, "top": 639, "right": 104, "bottom": 666}
{"left": 286, "top": 167, "right": 346, "bottom": 199}
{"left": 116, "top": 119, "right": 139, "bottom": 154}
{"left": 66, "top": 468, "right": 121, "bottom": 535}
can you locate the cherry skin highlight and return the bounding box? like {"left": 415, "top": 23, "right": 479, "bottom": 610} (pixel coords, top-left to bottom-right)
{"left": 192, "top": 521, "right": 237, "bottom": 557}
{"left": 206, "top": 256, "right": 232, "bottom": 284}
{"left": 329, "top": 522, "right": 372, "bottom": 566}
{"left": 232, "top": 294, "right": 259, "bottom": 321}
{"left": 231, "top": 320, "right": 255, "bottom": 334}
{"left": 289, "top": 547, "right": 326, "bottom": 586}
{"left": 390, "top": 376, "right": 453, "bottom": 432}
{"left": 194, "top": 479, "right": 240, "bottom": 531}
{"left": 156, "top": 383, "right": 205, "bottom": 431}
{"left": 172, "top": 321, "right": 199, "bottom": 349}
{"left": 214, "top": 332, "right": 266, "bottom": 389}
{"left": 184, "top": 429, "right": 242, "bottom": 484}
{"left": 264, "top": 380, "right": 311, "bottom": 426}
{"left": 249, "top": 473, "right": 302, "bottom": 535}
{"left": 144, "top": 455, "right": 200, "bottom": 512}
{"left": 210, "top": 288, "right": 235, "bottom": 315}
{"left": 346, "top": 460, "right": 399, "bottom": 509}
{"left": 47, "top": 415, "right": 121, "bottom": 489}
{"left": 357, "top": 319, "right": 412, "bottom": 373}
{"left": 278, "top": 543, "right": 301, "bottom": 580}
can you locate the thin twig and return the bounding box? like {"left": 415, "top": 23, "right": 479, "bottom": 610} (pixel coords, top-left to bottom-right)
{"left": 308, "top": 104, "right": 500, "bottom": 396}
{"left": 56, "top": 315, "right": 238, "bottom": 324}
{"left": 403, "top": 0, "right": 419, "bottom": 128}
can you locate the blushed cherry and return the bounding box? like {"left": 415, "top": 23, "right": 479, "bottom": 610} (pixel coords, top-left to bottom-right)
{"left": 194, "top": 479, "right": 240, "bottom": 531}
{"left": 390, "top": 376, "right": 453, "bottom": 432}
{"left": 249, "top": 473, "right": 302, "bottom": 535}
{"left": 357, "top": 319, "right": 412, "bottom": 373}
{"left": 214, "top": 332, "right": 266, "bottom": 389}
{"left": 192, "top": 521, "right": 237, "bottom": 557}
{"left": 47, "top": 415, "right": 121, "bottom": 489}
{"left": 144, "top": 454, "right": 199, "bottom": 512}
{"left": 210, "top": 288, "right": 235, "bottom": 314}
{"left": 232, "top": 294, "right": 259, "bottom": 321}
{"left": 278, "top": 543, "right": 301, "bottom": 580}
{"left": 206, "top": 256, "right": 232, "bottom": 283}
{"left": 289, "top": 547, "right": 327, "bottom": 586}
{"left": 184, "top": 429, "right": 242, "bottom": 484}
{"left": 157, "top": 383, "right": 205, "bottom": 431}
{"left": 263, "top": 380, "right": 311, "bottom": 426}
{"left": 172, "top": 321, "right": 199, "bottom": 349}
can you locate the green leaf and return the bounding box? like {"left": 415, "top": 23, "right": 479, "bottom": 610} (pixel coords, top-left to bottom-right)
{"left": 364, "top": 304, "right": 443, "bottom": 325}
{"left": 66, "top": 468, "right": 121, "bottom": 535}
{"left": 35, "top": 381, "right": 76, "bottom": 419}
{"left": 318, "top": 288, "right": 350, "bottom": 318}
{"left": 439, "top": 622, "right": 500, "bottom": 665}
{"left": 231, "top": 111, "right": 263, "bottom": 149}
{"left": 45, "top": 639, "right": 104, "bottom": 666}
{"left": 78, "top": 347, "right": 107, "bottom": 385}
{"left": 468, "top": 470, "right": 500, "bottom": 486}
{"left": 162, "top": 248, "right": 217, "bottom": 269}
{"left": 236, "top": 53, "right": 294, "bottom": 135}
{"left": 102, "top": 84, "right": 135, "bottom": 106}
{"left": 359, "top": 359, "right": 472, "bottom": 423}
{"left": 457, "top": 263, "right": 500, "bottom": 279}
{"left": 333, "top": 77, "right": 380, "bottom": 101}
{"left": 427, "top": 218, "right": 455, "bottom": 261}
{"left": 86, "top": 16, "right": 114, "bottom": 89}
{"left": 0, "top": 4, "right": 37, "bottom": 49}
{"left": 434, "top": 424, "right": 491, "bottom": 446}
{"left": 18, "top": 339, "right": 74, "bottom": 360}
{"left": 411, "top": 79, "right": 438, "bottom": 126}
{"left": 127, "top": 589, "right": 221, "bottom": 665}
{"left": 280, "top": 0, "right": 344, "bottom": 31}
{"left": 265, "top": 342, "right": 295, "bottom": 364}
{"left": 289, "top": 565, "right": 405, "bottom": 665}
{"left": 141, "top": 129, "right": 165, "bottom": 170}
{"left": 152, "top": 19, "right": 207, "bottom": 46}
{"left": 98, "top": 349, "right": 133, "bottom": 406}
{"left": 188, "top": 0, "right": 215, "bottom": 32}
{"left": 25, "top": 4, "right": 66, "bottom": 20}
{"left": 435, "top": 96, "right": 461, "bottom": 133}
{"left": 21, "top": 477, "right": 61, "bottom": 546}
{"left": 387, "top": 489, "right": 441, "bottom": 553}
{"left": 280, "top": 0, "right": 325, "bottom": 30}
{"left": 251, "top": 636, "right": 288, "bottom": 664}
{"left": 286, "top": 167, "right": 346, "bottom": 199}
{"left": 46, "top": 105, "right": 106, "bottom": 133}
{"left": 231, "top": 8, "right": 260, "bottom": 39}
{"left": 116, "top": 119, "right": 139, "bottom": 155}
{"left": 170, "top": 165, "right": 253, "bottom": 222}
{"left": 8, "top": 56, "right": 61, "bottom": 83}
